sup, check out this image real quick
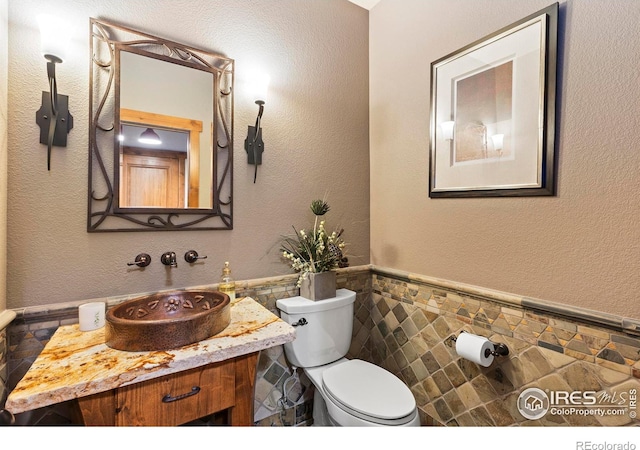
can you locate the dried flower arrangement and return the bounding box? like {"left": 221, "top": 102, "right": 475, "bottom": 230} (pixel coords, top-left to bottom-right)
{"left": 281, "top": 199, "right": 349, "bottom": 287}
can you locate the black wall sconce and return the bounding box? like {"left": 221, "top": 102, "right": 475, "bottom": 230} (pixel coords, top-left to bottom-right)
{"left": 35, "top": 15, "right": 73, "bottom": 171}
{"left": 244, "top": 72, "right": 270, "bottom": 183}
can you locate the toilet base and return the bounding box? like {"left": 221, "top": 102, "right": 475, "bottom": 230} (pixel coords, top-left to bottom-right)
{"left": 310, "top": 388, "right": 337, "bottom": 426}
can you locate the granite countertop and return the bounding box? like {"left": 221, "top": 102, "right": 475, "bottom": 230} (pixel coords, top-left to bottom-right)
{"left": 6, "top": 296, "right": 296, "bottom": 414}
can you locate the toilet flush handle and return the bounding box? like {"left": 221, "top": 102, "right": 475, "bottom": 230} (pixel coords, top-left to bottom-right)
{"left": 292, "top": 318, "right": 308, "bottom": 327}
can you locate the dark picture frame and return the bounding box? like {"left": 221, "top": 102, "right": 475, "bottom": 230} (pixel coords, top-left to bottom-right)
{"left": 429, "top": 3, "right": 558, "bottom": 198}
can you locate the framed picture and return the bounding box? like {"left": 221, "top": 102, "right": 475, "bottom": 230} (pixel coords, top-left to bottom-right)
{"left": 429, "top": 3, "right": 558, "bottom": 198}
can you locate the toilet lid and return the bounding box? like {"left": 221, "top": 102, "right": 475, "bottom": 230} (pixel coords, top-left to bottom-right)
{"left": 322, "top": 359, "right": 416, "bottom": 420}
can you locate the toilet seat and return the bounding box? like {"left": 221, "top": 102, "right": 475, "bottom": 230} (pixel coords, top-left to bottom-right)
{"left": 321, "top": 359, "right": 417, "bottom": 425}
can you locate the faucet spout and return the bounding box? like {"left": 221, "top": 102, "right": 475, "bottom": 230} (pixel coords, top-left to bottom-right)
{"left": 161, "top": 251, "right": 178, "bottom": 267}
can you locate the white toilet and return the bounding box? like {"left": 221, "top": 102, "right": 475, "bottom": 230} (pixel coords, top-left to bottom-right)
{"left": 276, "top": 288, "right": 420, "bottom": 427}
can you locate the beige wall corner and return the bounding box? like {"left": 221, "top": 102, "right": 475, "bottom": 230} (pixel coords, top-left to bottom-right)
{"left": 0, "top": 0, "right": 8, "bottom": 315}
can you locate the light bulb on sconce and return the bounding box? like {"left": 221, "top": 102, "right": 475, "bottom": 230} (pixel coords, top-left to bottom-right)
{"left": 441, "top": 121, "right": 455, "bottom": 141}
{"left": 244, "top": 71, "right": 271, "bottom": 183}
{"left": 35, "top": 15, "right": 74, "bottom": 171}
{"left": 491, "top": 134, "right": 504, "bottom": 153}
{"left": 37, "top": 15, "right": 70, "bottom": 63}
{"left": 249, "top": 72, "right": 271, "bottom": 104}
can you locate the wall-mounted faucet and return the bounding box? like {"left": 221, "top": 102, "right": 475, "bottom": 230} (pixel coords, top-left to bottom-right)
{"left": 129, "top": 251, "right": 207, "bottom": 268}
{"left": 160, "top": 251, "right": 178, "bottom": 267}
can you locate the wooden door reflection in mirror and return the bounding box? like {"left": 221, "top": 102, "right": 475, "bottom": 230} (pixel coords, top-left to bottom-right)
{"left": 118, "top": 109, "right": 208, "bottom": 209}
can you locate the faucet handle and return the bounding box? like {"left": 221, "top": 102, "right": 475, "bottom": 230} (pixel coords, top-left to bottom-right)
{"left": 127, "top": 253, "right": 151, "bottom": 267}
{"left": 184, "top": 250, "right": 208, "bottom": 264}
{"left": 161, "top": 251, "right": 178, "bottom": 267}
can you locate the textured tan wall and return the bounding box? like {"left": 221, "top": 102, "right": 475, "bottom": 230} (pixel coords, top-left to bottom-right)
{"left": 6, "top": 0, "right": 370, "bottom": 309}
{"left": 0, "top": 0, "right": 7, "bottom": 314}
{"left": 370, "top": 0, "right": 640, "bottom": 319}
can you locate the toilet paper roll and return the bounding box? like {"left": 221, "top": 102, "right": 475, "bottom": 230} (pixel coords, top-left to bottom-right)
{"left": 455, "top": 332, "right": 495, "bottom": 367}
{"left": 78, "top": 302, "right": 106, "bottom": 331}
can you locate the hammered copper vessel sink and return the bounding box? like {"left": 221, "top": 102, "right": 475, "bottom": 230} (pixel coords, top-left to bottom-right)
{"left": 105, "top": 290, "right": 231, "bottom": 352}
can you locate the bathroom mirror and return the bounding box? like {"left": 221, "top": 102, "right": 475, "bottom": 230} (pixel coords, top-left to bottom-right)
{"left": 89, "top": 18, "right": 233, "bottom": 231}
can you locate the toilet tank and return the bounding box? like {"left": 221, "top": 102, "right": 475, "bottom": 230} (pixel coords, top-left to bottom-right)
{"left": 276, "top": 288, "right": 356, "bottom": 368}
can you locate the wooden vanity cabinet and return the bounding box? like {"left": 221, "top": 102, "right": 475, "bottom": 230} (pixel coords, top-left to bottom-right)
{"left": 76, "top": 352, "right": 257, "bottom": 426}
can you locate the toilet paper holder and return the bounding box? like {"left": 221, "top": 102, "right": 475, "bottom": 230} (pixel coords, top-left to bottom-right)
{"left": 451, "top": 331, "right": 510, "bottom": 358}
{"left": 485, "top": 342, "right": 510, "bottom": 358}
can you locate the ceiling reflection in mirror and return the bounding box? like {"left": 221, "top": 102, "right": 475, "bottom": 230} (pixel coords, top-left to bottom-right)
{"left": 89, "top": 18, "right": 233, "bottom": 232}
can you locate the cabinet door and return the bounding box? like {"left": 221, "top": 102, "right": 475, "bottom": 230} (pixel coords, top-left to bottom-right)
{"left": 116, "top": 360, "right": 235, "bottom": 426}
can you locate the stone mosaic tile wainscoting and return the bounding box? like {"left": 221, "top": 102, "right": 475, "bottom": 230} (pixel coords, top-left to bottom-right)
{"left": 3, "top": 265, "right": 639, "bottom": 427}
{"left": 349, "top": 268, "right": 640, "bottom": 427}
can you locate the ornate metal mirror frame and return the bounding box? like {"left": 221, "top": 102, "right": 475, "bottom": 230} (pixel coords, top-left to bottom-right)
{"left": 88, "top": 18, "right": 233, "bottom": 232}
